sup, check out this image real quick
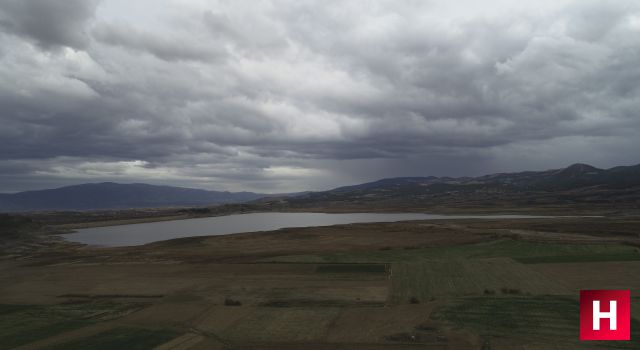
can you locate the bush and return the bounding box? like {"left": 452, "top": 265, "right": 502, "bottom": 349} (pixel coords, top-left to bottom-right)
{"left": 224, "top": 298, "right": 242, "bottom": 306}
{"left": 500, "top": 287, "right": 521, "bottom": 295}
{"left": 483, "top": 289, "right": 495, "bottom": 295}
{"left": 409, "top": 296, "right": 420, "bottom": 304}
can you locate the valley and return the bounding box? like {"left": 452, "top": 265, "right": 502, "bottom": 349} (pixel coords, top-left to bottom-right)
{"left": 1, "top": 215, "right": 639, "bottom": 349}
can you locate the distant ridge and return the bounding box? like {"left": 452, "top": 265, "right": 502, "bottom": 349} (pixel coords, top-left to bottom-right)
{"left": 2, "top": 163, "right": 639, "bottom": 212}
{"left": 0, "top": 182, "right": 273, "bottom": 212}
{"left": 284, "top": 163, "right": 640, "bottom": 209}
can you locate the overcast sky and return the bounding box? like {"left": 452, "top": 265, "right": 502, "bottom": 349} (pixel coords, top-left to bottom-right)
{"left": 1, "top": 0, "right": 639, "bottom": 193}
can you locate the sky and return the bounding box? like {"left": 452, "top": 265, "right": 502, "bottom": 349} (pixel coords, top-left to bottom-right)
{"left": 1, "top": 0, "right": 639, "bottom": 193}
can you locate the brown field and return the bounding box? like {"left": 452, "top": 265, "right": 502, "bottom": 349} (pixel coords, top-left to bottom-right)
{"left": 1, "top": 215, "right": 640, "bottom": 349}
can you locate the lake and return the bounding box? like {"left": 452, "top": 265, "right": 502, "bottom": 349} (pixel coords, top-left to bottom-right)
{"left": 62, "top": 212, "right": 548, "bottom": 247}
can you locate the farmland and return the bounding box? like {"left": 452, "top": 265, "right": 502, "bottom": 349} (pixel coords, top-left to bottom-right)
{"left": 0, "top": 215, "right": 639, "bottom": 349}
{"left": 390, "top": 258, "right": 568, "bottom": 302}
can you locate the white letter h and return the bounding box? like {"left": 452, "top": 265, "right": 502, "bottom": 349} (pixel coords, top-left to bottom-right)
{"left": 593, "top": 300, "right": 617, "bottom": 331}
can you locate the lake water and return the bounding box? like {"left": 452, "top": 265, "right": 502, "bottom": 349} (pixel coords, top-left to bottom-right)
{"left": 63, "top": 212, "right": 547, "bottom": 247}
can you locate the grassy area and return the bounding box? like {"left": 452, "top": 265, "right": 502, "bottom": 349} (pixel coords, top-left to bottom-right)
{"left": 222, "top": 307, "right": 342, "bottom": 342}
{"left": 0, "top": 214, "right": 40, "bottom": 238}
{"left": 264, "top": 238, "right": 639, "bottom": 264}
{"left": 0, "top": 304, "right": 34, "bottom": 315}
{"left": 433, "top": 296, "right": 578, "bottom": 341}
{"left": 259, "top": 299, "right": 384, "bottom": 307}
{"left": 515, "top": 254, "right": 640, "bottom": 264}
{"left": 432, "top": 296, "right": 640, "bottom": 349}
{"left": 1, "top": 319, "right": 87, "bottom": 350}
{"left": 0, "top": 302, "right": 144, "bottom": 350}
{"left": 315, "top": 263, "right": 387, "bottom": 273}
{"left": 633, "top": 297, "right": 640, "bottom": 321}
{"left": 44, "top": 327, "right": 180, "bottom": 350}
{"left": 390, "top": 258, "right": 567, "bottom": 303}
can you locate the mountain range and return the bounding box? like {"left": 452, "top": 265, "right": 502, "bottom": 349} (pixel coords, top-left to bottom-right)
{"left": 0, "top": 183, "right": 271, "bottom": 212}
{"left": 283, "top": 163, "right": 640, "bottom": 210}
{"left": 1, "top": 163, "right": 639, "bottom": 212}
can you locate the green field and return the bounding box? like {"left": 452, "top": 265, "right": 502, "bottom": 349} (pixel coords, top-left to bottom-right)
{"left": 433, "top": 296, "right": 640, "bottom": 349}
{"left": 44, "top": 327, "right": 180, "bottom": 350}
{"left": 390, "top": 258, "right": 568, "bottom": 303}
{"left": 259, "top": 299, "right": 384, "bottom": 307}
{"left": 315, "top": 263, "right": 387, "bottom": 273}
{"left": 515, "top": 254, "right": 640, "bottom": 264}
{"left": 0, "top": 302, "right": 144, "bottom": 350}
{"left": 264, "top": 238, "right": 640, "bottom": 264}
{"left": 433, "top": 296, "right": 578, "bottom": 343}
{"left": 222, "top": 307, "right": 342, "bottom": 343}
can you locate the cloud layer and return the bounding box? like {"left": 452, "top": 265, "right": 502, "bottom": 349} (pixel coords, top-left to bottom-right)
{"left": 1, "top": 0, "right": 640, "bottom": 192}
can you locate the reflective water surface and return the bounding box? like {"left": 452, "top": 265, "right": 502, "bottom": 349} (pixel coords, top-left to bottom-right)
{"left": 63, "top": 212, "right": 545, "bottom": 247}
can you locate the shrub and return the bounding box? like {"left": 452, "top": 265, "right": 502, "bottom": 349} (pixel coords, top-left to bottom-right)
{"left": 500, "top": 287, "right": 521, "bottom": 295}
{"left": 224, "top": 298, "right": 242, "bottom": 306}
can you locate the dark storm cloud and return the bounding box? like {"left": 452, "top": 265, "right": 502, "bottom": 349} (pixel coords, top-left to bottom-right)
{"left": 1, "top": 0, "right": 640, "bottom": 192}
{"left": 0, "top": 0, "right": 99, "bottom": 49}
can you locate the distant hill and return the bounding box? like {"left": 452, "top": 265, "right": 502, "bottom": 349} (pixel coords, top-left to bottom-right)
{"left": 284, "top": 163, "right": 640, "bottom": 210}
{"left": 0, "top": 183, "right": 274, "bottom": 212}
{"left": 3, "top": 163, "right": 639, "bottom": 213}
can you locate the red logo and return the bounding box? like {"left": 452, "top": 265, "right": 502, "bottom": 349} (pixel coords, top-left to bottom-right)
{"left": 580, "top": 290, "right": 630, "bottom": 341}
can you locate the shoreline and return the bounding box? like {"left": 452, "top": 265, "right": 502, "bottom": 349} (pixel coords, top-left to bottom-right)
{"left": 41, "top": 205, "right": 624, "bottom": 231}
{"left": 61, "top": 212, "right": 603, "bottom": 248}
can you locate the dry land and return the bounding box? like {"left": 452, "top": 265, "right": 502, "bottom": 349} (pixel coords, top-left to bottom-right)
{"left": 1, "top": 215, "right": 640, "bottom": 349}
